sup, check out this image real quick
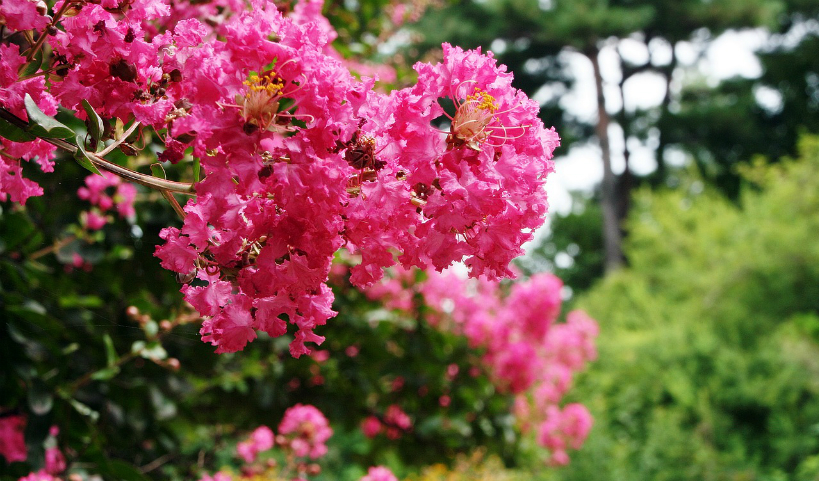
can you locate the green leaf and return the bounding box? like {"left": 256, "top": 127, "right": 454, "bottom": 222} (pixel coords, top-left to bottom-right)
{"left": 90, "top": 365, "right": 121, "bottom": 381}
{"left": 69, "top": 398, "right": 100, "bottom": 421}
{"left": 58, "top": 293, "right": 104, "bottom": 308}
{"left": 0, "top": 116, "right": 35, "bottom": 142}
{"left": 193, "top": 158, "right": 201, "bottom": 183}
{"left": 18, "top": 49, "right": 43, "bottom": 79}
{"left": 74, "top": 135, "right": 104, "bottom": 176}
{"left": 150, "top": 162, "right": 166, "bottom": 178}
{"left": 103, "top": 460, "right": 151, "bottom": 481}
{"left": 81, "top": 99, "right": 105, "bottom": 147}
{"left": 103, "top": 334, "right": 118, "bottom": 366}
{"left": 139, "top": 341, "right": 167, "bottom": 361}
{"left": 24, "top": 94, "right": 75, "bottom": 139}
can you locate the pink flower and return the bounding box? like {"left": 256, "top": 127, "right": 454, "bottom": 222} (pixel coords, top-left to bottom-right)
{"left": 383, "top": 405, "right": 411, "bottom": 439}
{"left": 0, "top": 45, "right": 56, "bottom": 206}
{"left": 199, "top": 472, "right": 233, "bottom": 481}
{"left": 0, "top": 414, "right": 27, "bottom": 464}
{"left": 77, "top": 172, "right": 137, "bottom": 222}
{"left": 537, "top": 404, "right": 593, "bottom": 465}
{"left": 0, "top": 0, "right": 49, "bottom": 31}
{"left": 83, "top": 210, "right": 108, "bottom": 231}
{"left": 278, "top": 404, "right": 332, "bottom": 459}
{"left": 44, "top": 447, "right": 65, "bottom": 475}
{"left": 18, "top": 471, "right": 58, "bottom": 481}
{"left": 359, "top": 466, "right": 398, "bottom": 481}
{"left": 310, "top": 350, "right": 330, "bottom": 363}
{"left": 236, "top": 425, "right": 274, "bottom": 463}
{"left": 360, "top": 416, "right": 381, "bottom": 438}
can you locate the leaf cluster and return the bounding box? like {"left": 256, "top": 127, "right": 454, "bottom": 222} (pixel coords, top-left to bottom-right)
{"left": 541, "top": 135, "right": 819, "bottom": 480}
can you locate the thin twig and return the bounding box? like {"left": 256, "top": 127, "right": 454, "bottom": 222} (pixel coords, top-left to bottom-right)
{"left": 25, "top": 0, "right": 74, "bottom": 61}
{"left": 140, "top": 452, "right": 178, "bottom": 473}
{"left": 65, "top": 352, "right": 138, "bottom": 394}
{"left": 0, "top": 108, "right": 196, "bottom": 195}
{"left": 161, "top": 190, "right": 187, "bottom": 220}
{"left": 29, "top": 235, "right": 76, "bottom": 260}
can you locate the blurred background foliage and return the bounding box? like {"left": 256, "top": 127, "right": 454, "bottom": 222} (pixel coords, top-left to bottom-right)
{"left": 543, "top": 137, "right": 819, "bottom": 480}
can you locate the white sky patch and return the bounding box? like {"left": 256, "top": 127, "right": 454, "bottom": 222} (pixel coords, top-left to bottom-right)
{"left": 754, "top": 84, "right": 784, "bottom": 114}
{"left": 623, "top": 72, "right": 667, "bottom": 111}
{"left": 558, "top": 51, "right": 597, "bottom": 123}
{"left": 704, "top": 29, "right": 767, "bottom": 81}
{"left": 619, "top": 37, "right": 650, "bottom": 65}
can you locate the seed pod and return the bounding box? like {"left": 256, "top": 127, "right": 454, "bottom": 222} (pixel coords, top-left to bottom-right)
{"left": 109, "top": 59, "right": 137, "bottom": 83}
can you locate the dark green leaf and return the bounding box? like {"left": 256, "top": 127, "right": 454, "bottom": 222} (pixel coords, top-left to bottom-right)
{"left": 193, "top": 158, "right": 201, "bottom": 183}
{"left": 0, "top": 116, "right": 35, "bottom": 142}
{"left": 103, "top": 460, "right": 151, "bottom": 481}
{"left": 24, "top": 94, "right": 75, "bottom": 139}
{"left": 17, "top": 49, "right": 43, "bottom": 79}
{"left": 74, "top": 135, "right": 104, "bottom": 176}
{"left": 81, "top": 99, "right": 106, "bottom": 147}
{"left": 90, "top": 365, "right": 121, "bottom": 381}
{"left": 103, "top": 334, "right": 118, "bottom": 366}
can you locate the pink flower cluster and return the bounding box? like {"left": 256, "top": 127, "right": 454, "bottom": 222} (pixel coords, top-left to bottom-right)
{"left": 359, "top": 466, "right": 399, "bottom": 481}
{"left": 360, "top": 404, "right": 412, "bottom": 440}
{"left": 77, "top": 172, "right": 137, "bottom": 230}
{"left": 277, "top": 404, "right": 333, "bottom": 459}
{"left": 0, "top": 414, "right": 27, "bottom": 464}
{"left": 234, "top": 404, "right": 332, "bottom": 464}
{"left": 368, "top": 269, "right": 598, "bottom": 463}
{"left": 535, "top": 403, "right": 593, "bottom": 466}
{"left": 0, "top": 44, "right": 58, "bottom": 205}
{"left": 2, "top": 421, "right": 68, "bottom": 481}
{"left": 198, "top": 404, "right": 332, "bottom": 481}
{"left": 1, "top": 0, "right": 559, "bottom": 356}
{"left": 236, "top": 426, "right": 274, "bottom": 463}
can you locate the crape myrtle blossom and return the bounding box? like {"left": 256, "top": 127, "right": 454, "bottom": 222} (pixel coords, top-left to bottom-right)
{"left": 0, "top": 41, "right": 58, "bottom": 205}
{"left": 77, "top": 172, "right": 137, "bottom": 230}
{"left": 236, "top": 426, "right": 274, "bottom": 463}
{"left": 277, "top": 404, "right": 333, "bottom": 459}
{"left": 0, "top": 414, "right": 27, "bottom": 464}
{"left": 366, "top": 268, "right": 598, "bottom": 464}
{"left": 153, "top": 14, "right": 557, "bottom": 355}
{"left": 359, "top": 466, "right": 399, "bottom": 481}
{"left": 0, "top": 0, "right": 559, "bottom": 357}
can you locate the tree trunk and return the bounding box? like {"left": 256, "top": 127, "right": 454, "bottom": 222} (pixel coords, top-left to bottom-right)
{"left": 588, "top": 45, "right": 624, "bottom": 272}
{"left": 615, "top": 46, "right": 633, "bottom": 247}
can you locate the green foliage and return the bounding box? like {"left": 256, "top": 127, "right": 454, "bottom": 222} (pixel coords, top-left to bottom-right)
{"left": 518, "top": 196, "right": 605, "bottom": 295}
{"left": 542, "top": 135, "right": 819, "bottom": 480}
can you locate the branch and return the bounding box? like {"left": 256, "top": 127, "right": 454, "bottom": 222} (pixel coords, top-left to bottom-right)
{"left": 28, "top": 235, "right": 76, "bottom": 260}
{"left": 25, "top": 0, "right": 75, "bottom": 61}
{"left": 0, "top": 107, "right": 196, "bottom": 195}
